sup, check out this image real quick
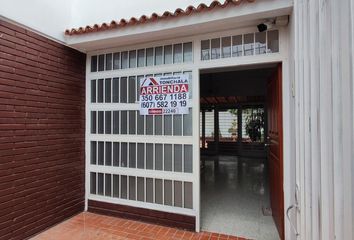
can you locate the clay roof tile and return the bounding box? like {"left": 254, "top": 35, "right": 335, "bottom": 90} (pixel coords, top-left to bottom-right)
{"left": 174, "top": 8, "right": 185, "bottom": 16}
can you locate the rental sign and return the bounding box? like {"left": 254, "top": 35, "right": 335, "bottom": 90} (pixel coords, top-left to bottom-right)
{"left": 139, "top": 75, "right": 189, "bottom": 115}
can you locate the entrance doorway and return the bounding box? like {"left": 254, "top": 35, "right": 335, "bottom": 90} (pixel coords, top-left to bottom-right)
{"left": 200, "top": 64, "right": 283, "bottom": 240}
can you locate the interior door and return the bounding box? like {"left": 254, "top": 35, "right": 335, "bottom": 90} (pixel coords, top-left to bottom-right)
{"left": 267, "top": 63, "right": 284, "bottom": 239}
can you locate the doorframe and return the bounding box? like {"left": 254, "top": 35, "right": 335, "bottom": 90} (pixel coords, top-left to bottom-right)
{"left": 194, "top": 26, "right": 294, "bottom": 240}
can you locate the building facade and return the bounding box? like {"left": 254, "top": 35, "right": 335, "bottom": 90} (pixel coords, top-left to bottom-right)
{"left": 0, "top": 0, "right": 353, "bottom": 240}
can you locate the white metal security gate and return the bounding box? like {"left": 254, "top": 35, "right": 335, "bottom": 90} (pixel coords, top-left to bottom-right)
{"left": 85, "top": 38, "right": 200, "bottom": 228}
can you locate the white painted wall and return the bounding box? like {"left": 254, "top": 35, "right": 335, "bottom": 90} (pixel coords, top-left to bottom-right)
{"left": 0, "top": 0, "right": 214, "bottom": 42}
{"left": 293, "top": 0, "right": 354, "bottom": 239}
{"left": 284, "top": 9, "right": 297, "bottom": 240}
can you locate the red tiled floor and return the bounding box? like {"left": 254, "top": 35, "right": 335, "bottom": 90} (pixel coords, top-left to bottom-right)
{"left": 30, "top": 212, "right": 251, "bottom": 240}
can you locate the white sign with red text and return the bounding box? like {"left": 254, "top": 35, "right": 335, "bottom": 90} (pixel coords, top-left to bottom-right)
{"left": 139, "top": 75, "right": 189, "bottom": 115}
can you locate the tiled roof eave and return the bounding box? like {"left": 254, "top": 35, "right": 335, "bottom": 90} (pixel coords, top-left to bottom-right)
{"left": 65, "top": 0, "right": 255, "bottom": 36}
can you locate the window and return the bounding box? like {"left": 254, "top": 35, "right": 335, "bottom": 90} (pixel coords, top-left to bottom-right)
{"left": 91, "top": 41, "right": 193, "bottom": 72}
{"left": 91, "top": 56, "right": 97, "bottom": 72}
{"left": 201, "top": 40, "right": 210, "bottom": 60}
{"left": 98, "top": 54, "right": 105, "bottom": 71}
{"left": 164, "top": 45, "right": 172, "bottom": 64}
{"left": 211, "top": 38, "right": 220, "bottom": 59}
{"left": 243, "top": 33, "right": 254, "bottom": 56}
{"left": 105, "top": 53, "right": 112, "bottom": 70}
{"left": 146, "top": 48, "right": 154, "bottom": 66}
{"left": 201, "top": 30, "right": 279, "bottom": 61}
{"left": 154, "top": 46, "right": 163, "bottom": 65}
{"left": 173, "top": 44, "right": 182, "bottom": 63}
{"left": 267, "top": 30, "right": 279, "bottom": 53}
{"left": 183, "top": 42, "right": 193, "bottom": 62}
{"left": 221, "top": 37, "right": 231, "bottom": 58}
{"left": 113, "top": 52, "right": 120, "bottom": 69}
{"left": 137, "top": 49, "right": 145, "bottom": 67}
{"left": 255, "top": 32, "right": 266, "bottom": 55}
{"left": 129, "top": 50, "right": 136, "bottom": 68}
{"left": 121, "top": 51, "right": 128, "bottom": 69}
{"left": 232, "top": 35, "right": 243, "bottom": 57}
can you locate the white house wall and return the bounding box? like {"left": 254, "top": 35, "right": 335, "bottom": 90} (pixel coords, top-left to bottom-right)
{"left": 284, "top": 9, "right": 297, "bottom": 240}
{"left": 293, "top": 1, "right": 354, "bottom": 240}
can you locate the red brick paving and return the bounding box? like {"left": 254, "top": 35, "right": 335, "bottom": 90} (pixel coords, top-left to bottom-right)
{"left": 31, "top": 212, "right": 250, "bottom": 240}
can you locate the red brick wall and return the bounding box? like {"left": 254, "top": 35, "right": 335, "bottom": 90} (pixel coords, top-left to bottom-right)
{"left": 0, "top": 20, "right": 86, "bottom": 240}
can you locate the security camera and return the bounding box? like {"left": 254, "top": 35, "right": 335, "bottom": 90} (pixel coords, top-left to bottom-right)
{"left": 257, "top": 20, "right": 275, "bottom": 32}
{"left": 257, "top": 16, "right": 289, "bottom": 32}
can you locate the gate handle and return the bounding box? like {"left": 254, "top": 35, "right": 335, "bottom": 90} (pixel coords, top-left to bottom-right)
{"left": 286, "top": 204, "right": 300, "bottom": 237}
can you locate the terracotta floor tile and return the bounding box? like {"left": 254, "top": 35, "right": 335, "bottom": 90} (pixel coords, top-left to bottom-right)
{"left": 183, "top": 231, "right": 195, "bottom": 239}
{"left": 190, "top": 235, "right": 201, "bottom": 240}
{"left": 227, "top": 237, "right": 238, "bottom": 240}
{"left": 30, "top": 212, "right": 251, "bottom": 240}
{"left": 200, "top": 236, "right": 210, "bottom": 240}
{"left": 173, "top": 230, "right": 186, "bottom": 238}
{"left": 219, "top": 233, "right": 230, "bottom": 238}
